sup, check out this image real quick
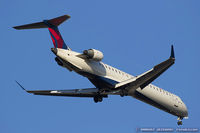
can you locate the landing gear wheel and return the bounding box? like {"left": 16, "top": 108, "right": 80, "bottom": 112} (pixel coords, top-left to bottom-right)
{"left": 94, "top": 97, "right": 98, "bottom": 103}
{"left": 177, "top": 117, "right": 183, "bottom": 125}
{"left": 93, "top": 95, "right": 103, "bottom": 103}
{"left": 177, "top": 121, "right": 182, "bottom": 125}
{"left": 120, "top": 93, "right": 124, "bottom": 97}
{"left": 98, "top": 96, "right": 103, "bottom": 102}
{"left": 120, "top": 89, "right": 128, "bottom": 97}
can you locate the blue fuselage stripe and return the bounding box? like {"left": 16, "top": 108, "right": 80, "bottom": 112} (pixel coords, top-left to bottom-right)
{"left": 97, "top": 76, "right": 119, "bottom": 86}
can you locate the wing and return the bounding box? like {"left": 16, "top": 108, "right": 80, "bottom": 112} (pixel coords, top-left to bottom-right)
{"left": 16, "top": 81, "right": 108, "bottom": 98}
{"left": 115, "top": 45, "right": 175, "bottom": 90}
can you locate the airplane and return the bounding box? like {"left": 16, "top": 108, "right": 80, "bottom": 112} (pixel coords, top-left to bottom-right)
{"left": 14, "top": 14, "right": 188, "bottom": 125}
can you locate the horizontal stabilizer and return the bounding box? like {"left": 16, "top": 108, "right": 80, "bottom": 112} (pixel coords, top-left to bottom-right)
{"left": 13, "top": 21, "right": 47, "bottom": 30}
{"left": 13, "top": 15, "right": 70, "bottom": 30}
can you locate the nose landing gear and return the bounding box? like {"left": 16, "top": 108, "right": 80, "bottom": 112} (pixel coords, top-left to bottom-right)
{"left": 93, "top": 95, "right": 103, "bottom": 103}
{"left": 177, "top": 117, "right": 183, "bottom": 125}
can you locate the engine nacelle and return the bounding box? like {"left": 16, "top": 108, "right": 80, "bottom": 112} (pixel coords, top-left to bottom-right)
{"left": 83, "top": 49, "right": 104, "bottom": 61}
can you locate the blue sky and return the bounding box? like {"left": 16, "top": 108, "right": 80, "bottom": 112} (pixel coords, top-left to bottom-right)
{"left": 1, "top": 0, "right": 200, "bottom": 132}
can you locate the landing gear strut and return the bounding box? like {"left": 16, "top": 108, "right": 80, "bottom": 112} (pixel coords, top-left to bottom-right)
{"left": 177, "top": 117, "right": 183, "bottom": 125}
{"left": 94, "top": 95, "right": 103, "bottom": 103}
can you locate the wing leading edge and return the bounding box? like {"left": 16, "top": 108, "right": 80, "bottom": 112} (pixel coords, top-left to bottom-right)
{"left": 115, "top": 45, "right": 175, "bottom": 90}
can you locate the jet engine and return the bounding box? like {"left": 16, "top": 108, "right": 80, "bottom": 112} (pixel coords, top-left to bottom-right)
{"left": 83, "top": 49, "right": 104, "bottom": 61}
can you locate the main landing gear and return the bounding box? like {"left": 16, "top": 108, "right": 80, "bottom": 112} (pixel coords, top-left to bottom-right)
{"left": 93, "top": 95, "right": 103, "bottom": 103}
{"left": 120, "top": 89, "right": 128, "bottom": 97}
{"left": 177, "top": 117, "right": 183, "bottom": 125}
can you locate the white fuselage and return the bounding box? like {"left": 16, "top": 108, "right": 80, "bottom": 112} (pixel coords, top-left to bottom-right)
{"left": 55, "top": 48, "right": 188, "bottom": 118}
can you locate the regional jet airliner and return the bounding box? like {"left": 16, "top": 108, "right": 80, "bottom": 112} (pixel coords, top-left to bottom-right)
{"left": 14, "top": 15, "right": 188, "bottom": 125}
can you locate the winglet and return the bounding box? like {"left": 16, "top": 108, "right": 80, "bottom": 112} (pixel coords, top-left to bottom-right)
{"left": 15, "top": 80, "right": 27, "bottom": 91}
{"left": 170, "top": 45, "right": 175, "bottom": 59}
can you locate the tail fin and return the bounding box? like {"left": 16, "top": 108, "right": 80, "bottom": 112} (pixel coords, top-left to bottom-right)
{"left": 13, "top": 15, "right": 71, "bottom": 50}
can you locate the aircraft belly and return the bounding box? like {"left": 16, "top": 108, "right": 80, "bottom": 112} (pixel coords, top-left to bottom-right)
{"left": 63, "top": 59, "right": 82, "bottom": 72}
{"left": 132, "top": 88, "right": 178, "bottom": 117}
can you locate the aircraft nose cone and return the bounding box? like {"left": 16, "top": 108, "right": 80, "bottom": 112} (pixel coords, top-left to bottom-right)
{"left": 51, "top": 48, "right": 57, "bottom": 55}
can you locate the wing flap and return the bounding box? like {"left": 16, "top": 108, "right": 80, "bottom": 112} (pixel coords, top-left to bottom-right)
{"left": 27, "top": 90, "right": 100, "bottom": 97}
{"left": 28, "top": 88, "right": 109, "bottom": 97}
{"left": 16, "top": 81, "right": 108, "bottom": 98}
{"left": 26, "top": 88, "right": 102, "bottom": 97}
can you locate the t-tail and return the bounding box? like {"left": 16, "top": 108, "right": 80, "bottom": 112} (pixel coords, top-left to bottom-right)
{"left": 13, "top": 15, "right": 71, "bottom": 50}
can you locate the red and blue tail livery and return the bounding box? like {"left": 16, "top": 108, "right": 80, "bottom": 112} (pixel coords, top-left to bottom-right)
{"left": 13, "top": 15, "right": 70, "bottom": 50}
